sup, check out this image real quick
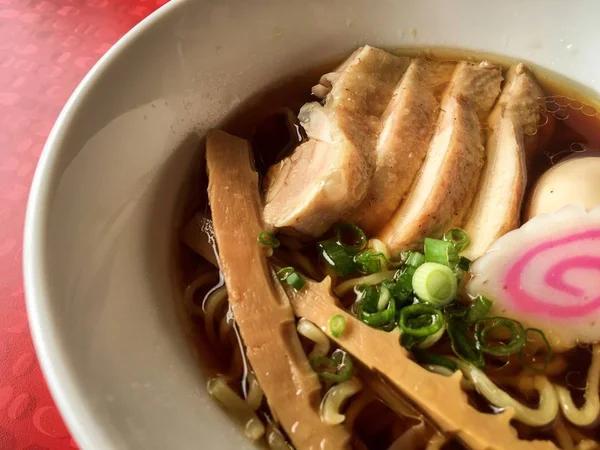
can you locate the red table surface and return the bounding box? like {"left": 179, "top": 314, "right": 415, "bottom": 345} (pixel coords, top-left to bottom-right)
{"left": 0, "top": 0, "right": 167, "bottom": 448}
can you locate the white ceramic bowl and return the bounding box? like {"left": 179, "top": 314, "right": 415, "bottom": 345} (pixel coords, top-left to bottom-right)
{"left": 23, "top": 0, "right": 600, "bottom": 448}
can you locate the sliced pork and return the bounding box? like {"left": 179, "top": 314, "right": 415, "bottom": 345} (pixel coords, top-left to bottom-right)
{"left": 463, "top": 64, "right": 543, "bottom": 260}
{"left": 206, "top": 130, "right": 351, "bottom": 449}
{"left": 347, "top": 59, "right": 456, "bottom": 235}
{"left": 378, "top": 61, "right": 503, "bottom": 254}
{"left": 264, "top": 46, "right": 410, "bottom": 237}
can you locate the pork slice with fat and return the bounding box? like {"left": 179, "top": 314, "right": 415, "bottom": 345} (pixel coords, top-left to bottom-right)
{"left": 378, "top": 61, "right": 503, "bottom": 254}
{"left": 264, "top": 46, "right": 410, "bottom": 237}
{"left": 347, "top": 59, "right": 456, "bottom": 234}
{"left": 462, "top": 63, "right": 543, "bottom": 260}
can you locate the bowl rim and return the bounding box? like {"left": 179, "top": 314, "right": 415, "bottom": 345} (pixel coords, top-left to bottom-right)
{"left": 22, "top": 0, "right": 186, "bottom": 448}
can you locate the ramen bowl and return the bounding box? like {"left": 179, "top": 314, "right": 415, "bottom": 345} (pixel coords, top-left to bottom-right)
{"left": 23, "top": 0, "right": 600, "bottom": 448}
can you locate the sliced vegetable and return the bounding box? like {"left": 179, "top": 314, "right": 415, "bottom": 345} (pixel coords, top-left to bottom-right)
{"left": 465, "top": 295, "right": 493, "bottom": 323}
{"left": 335, "top": 223, "right": 367, "bottom": 253}
{"left": 520, "top": 328, "right": 553, "bottom": 373}
{"left": 311, "top": 349, "right": 354, "bottom": 383}
{"left": 318, "top": 239, "right": 357, "bottom": 276}
{"left": 475, "top": 317, "right": 526, "bottom": 356}
{"left": 329, "top": 315, "right": 346, "bottom": 338}
{"left": 354, "top": 250, "right": 386, "bottom": 274}
{"left": 424, "top": 237, "right": 459, "bottom": 268}
{"left": 399, "top": 304, "right": 444, "bottom": 337}
{"left": 257, "top": 231, "right": 280, "bottom": 248}
{"left": 358, "top": 293, "right": 396, "bottom": 329}
{"left": 277, "top": 267, "right": 306, "bottom": 291}
{"left": 444, "top": 228, "right": 469, "bottom": 252}
{"left": 412, "top": 262, "right": 458, "bottom": 306}
{"left": 404, "top": 251, "right": 425, "bottom": 268}
{"left": 447, "top": 317, "right": 484, "bottom": 367}
{"left": 412, "top": 348, "right": 458, "bottom": 372}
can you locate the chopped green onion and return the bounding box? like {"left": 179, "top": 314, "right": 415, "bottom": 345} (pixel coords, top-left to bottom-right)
{"left": 387, "top": 266, "right": 416, "bottom": 302}
{"left": 377, "top": 286, "right": 392, "bottom": 311}
{"left": 447, "top": 317, "right": 484, "bottom": 367}
{"left": 520, "top": 328, "right": 553, "bottom": 373}
{"left": 277, "top": 267, "right": 306, "bottom": 291}
{"left": 424, "top": 238, "right": 459, "bottom": 268}
{"left": 417, "top": 326, "right": 445, "bottom": 349}
{"left": 465, "top": 295, "right": 493, "bottom": 323}
{"left": 258, "top": 231, "right": 280, "bottom": 248}
{"left": 399, "top": 304, "right": 444, "bottom": 337}
{"left": 400, "top": 332, "right": 426, "bottom": 349}
{"left": 356, "top": 285, "right": 379, "bottom": 310}
{"left": 310, "top": 349, "right": 353, "bottom": 383}
{"left": 335, "top": 223, "right": 367, "bottom": 254}
{"left": 358, "top": 294, "right": 396, "bottom": 329}
{"left": 412, "top": 262, "right": 458, "bottom": 306}
{"left": 457, "top": 256, "right": 472, "bottom": 271}
{"left": 354, "top": 250, "right": 385, "bottom": 274}
{"left": 475, "top": 317, "right": 526, "bottom": 356}
{"left": 444, "top": 302, "right": 467, "bottom": 317}
{"left": 404, "top": 251, "right": 425, "bottom": 268}
{"left": 412, "top": 348, "right": 458, "bottom": 372}
{"left": 318, "top": 239, "right": 357, "bottom": 276}
{"left": 329, "top": 315, "right": 346, "bottom": 338}
{"left": 444, "top": 228, "right": 469, "bottom": 252}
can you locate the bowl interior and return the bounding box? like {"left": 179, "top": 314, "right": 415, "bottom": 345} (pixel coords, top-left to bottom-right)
{"left": 24, "top": 0, "right": 600, "bottom": 448}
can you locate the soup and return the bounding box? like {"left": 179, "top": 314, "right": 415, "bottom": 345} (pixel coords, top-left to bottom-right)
{"left": 179, "top": 46, "right": 600, "bottom": 450}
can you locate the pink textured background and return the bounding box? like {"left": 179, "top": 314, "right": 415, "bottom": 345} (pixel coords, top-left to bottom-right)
{"left": 0, "top": 0, "right": 167, "bottom": 448}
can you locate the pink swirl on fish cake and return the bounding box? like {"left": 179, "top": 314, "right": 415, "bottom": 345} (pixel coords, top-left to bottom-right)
{"left": 504, "top": 229, "right": 600, "bottom": 318}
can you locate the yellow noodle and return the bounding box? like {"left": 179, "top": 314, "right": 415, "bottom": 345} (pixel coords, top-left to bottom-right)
{"left": 266, "top": 421, "right": 293, "bottom": 450}
{"left": 553, "top": 416, "right": 575, "bottom": 450}
{"left": 204, "top": 284, "right": 228, "bottom": 343}
{"left": 207, "top": 377, "right": 265, "bottom": 441}
{"left": 245, "top": 372, "right": 264, "bottom": 411}
{"left": 556, "top": 344, "right": 600, "bottom": 426}
{"left": 296, "top": 318, "right": 330, "bottom": 359}
{"left": 425, "top": 433, "right": 448, "bottom": 450}
{"left": 576, "top": 440, "right": 600, "bottom": 450}
{"left": 423, "top": 365, "right": 455, "bottom": 377}
{"left": 334, "top": 270, "right": 397, "bottom": 297}
{"left": 183, "top": 271, "right": 219, "bottom": 316}
{"left": 320, "top": 378, "right": 363, "bottom": 425}
{"left": 455, "top": 359, "right": 558, "bottom": 426}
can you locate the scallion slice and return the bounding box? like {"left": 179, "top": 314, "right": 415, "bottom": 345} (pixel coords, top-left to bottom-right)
{"left": 310, "top": 349, "right": 353, "bottom": 383}
{"left": 520, "top": 328, "right": 553, "bottom": 373}
{"left": 257, "top": 231, "right": 280, "bottom": 248}
{"left": 277, "top": 267, "right": 306, "bottom": 291}
{"left": 318, "top": 239, "right": 357, "bottom": 276}
{"left": 465, "top": 295, "right": 493, "bottom": 323}
{"left": 443, "top": 228, "right": 469, "bottom": 252}
{"left": 399, "top": 304, "right": 444, "bottom": 337}
{"left": 329, "top": 315, "right": 346, "bottom": 338}
{"left": 424, "top": 237, "right": 459, "bottom": 268}
{"left": 447, "top": 317, "right": 484, "bottom": 367}
{"left": 335, "top": 223, "right": 367, "bottom": 254}
{"left": 412, "top": 348, "right": 458, "bottom": 372}
{"left": 412, "top": 262, "right": 458, "bottom": 306}
{"left": 475, "top": 317, "right": 526, "bottom": 356}
{"left": 354, "top": 250, "right": 385, "bottom": 274}
{"left": 404, "top": 251, "right": 425, "bottom": 268}
{"left": 358, "top": 295, "right": 396, "bottom": 329}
